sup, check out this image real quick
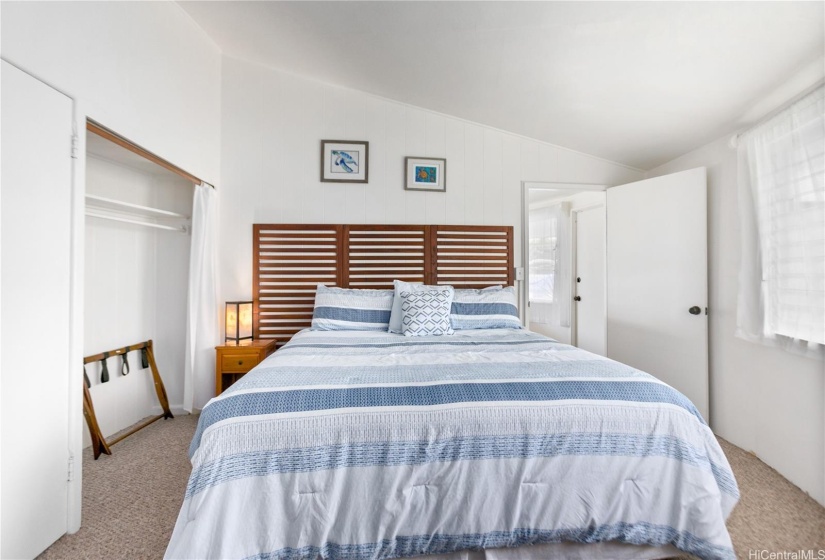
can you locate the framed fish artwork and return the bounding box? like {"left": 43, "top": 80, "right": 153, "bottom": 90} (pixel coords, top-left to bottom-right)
{"left": 320, "top": 140, "right": 369, "bottom": 183}
{"left": 405, "top": 157, "right": 446, "bottom": 192}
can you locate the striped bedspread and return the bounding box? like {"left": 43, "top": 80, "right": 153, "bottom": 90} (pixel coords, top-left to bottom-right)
{"left": 166, "top": 329, "right": 738, "bottom": 560}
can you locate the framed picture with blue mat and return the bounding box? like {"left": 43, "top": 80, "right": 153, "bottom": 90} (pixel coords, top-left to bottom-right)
{"left": 405, "top": 157, "right": 446, "bottom": 192}
{"left": 321, "top": 140, "right": 369, "bottom": 183}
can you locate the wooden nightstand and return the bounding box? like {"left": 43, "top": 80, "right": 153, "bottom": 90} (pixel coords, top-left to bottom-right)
{"left": 215, "top": 339, "right": 278, "bottom": 394}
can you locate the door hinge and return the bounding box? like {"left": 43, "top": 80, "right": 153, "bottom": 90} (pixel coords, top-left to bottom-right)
{"left": 67, "top": 454, "right": 75, "bottom": 482}
{"left": 71, "top": 134, "right": 79, "bottom": 159}
{"left": 705, "top": 307, "right": 708, "bottom": 316}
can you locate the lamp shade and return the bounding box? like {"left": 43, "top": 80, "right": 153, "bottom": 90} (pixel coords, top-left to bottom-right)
{"left": 225, "top": 301, "right": 253, "bottom": 343}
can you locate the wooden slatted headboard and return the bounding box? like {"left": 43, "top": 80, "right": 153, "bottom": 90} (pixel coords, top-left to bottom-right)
{"left": 253, "top": 224, "right": 514, "bottom": 345}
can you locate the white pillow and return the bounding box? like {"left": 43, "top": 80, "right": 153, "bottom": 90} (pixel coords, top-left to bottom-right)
{"left": 388, "top": 279, "right": 425, "bottom": 334}
{"left": 400, "top": 286, "right": 455, "bottom": 337}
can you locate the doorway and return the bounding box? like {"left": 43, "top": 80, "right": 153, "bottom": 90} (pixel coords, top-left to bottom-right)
{"left": 522, "top": 182, "right": 606, "bottom": 348}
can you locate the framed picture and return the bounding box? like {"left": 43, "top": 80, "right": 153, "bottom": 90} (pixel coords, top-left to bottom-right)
{"left": 405, "top": 157, "right": 446, "bottom": 192}
{"left": 320, "top": 140, "right": 369, "bottom": 183}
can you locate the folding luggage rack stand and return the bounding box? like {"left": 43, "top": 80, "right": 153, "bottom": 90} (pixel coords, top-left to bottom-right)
{"left": 82, "top": 339, "right": 174, "bottom": 459}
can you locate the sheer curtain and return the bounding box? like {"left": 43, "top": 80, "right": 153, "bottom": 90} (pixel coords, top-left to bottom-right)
{"left": 184, "top": 183, "right": 219, "bottom": 412}
{"left": 528, "top": 202, "right": 571, "bottom": 327}
{"left": 736, "top": 85, "right": 824, "bottom": 358}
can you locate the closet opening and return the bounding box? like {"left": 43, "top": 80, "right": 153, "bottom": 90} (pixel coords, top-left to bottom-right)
{"left": 82, "top": 122, "right": 196, "bottom": 458}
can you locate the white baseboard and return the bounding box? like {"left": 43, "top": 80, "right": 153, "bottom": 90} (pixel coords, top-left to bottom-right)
{"left": 151, "top": 403, "right": 194, "bottom": 416}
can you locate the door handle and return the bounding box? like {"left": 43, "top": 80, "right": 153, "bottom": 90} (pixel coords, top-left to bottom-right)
{"left": 574, "top": 296, "right": 581, "bottom": 302}
{"left": 689, "top": 306, "right": 701, "bottom": 315}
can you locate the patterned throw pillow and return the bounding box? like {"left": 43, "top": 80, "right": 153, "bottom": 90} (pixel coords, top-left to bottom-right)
{"left": 400, "top": 287, "right": 455, "bottom": 337}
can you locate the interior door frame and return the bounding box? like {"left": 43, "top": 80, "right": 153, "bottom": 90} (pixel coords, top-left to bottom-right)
{"left": 68, "top": 100, "right": 88, "bottom": 535}
{"left": 520, "top": 181, "right": 606, "bottom": 329}
{"left": 571, "top": 203, "right": 607, "bottom": 349}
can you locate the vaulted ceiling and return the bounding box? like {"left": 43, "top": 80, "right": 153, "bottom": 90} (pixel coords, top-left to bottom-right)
{"left": 180, "top": 1, "right": 824, "bottom": 170}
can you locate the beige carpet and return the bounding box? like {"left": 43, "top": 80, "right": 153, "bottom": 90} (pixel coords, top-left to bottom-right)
{"left": 38, "top": 415, "right": 197, "bottom": 560}
{"left": 38, "top": 415, "right": 824, "bottom": 560}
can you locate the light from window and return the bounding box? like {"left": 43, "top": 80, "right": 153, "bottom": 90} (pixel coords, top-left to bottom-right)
{"left": 529, "top": 235, "right": 556, "bottom": 303}
{"left": 529, "top": 208, "right": 557, "bottom": 304}
{"left": 738, "top": 85, "right": 825, "bottom": 349}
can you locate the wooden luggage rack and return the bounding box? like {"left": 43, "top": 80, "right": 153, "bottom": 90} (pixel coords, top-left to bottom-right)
{"left": 82, "top": 340, "right": 174, "bottom": 459}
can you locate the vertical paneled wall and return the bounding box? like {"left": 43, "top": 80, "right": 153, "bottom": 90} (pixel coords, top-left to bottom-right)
{"left": 219, "top": 55, "right": 644, "bottom": 304}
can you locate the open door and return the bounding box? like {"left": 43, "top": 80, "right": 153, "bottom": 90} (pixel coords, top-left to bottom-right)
{"left": 606, "top": 168, "right": 709, "bottom": 420}
{"left": 1, "top": 60, "right": 74, "bottom": 558}
{"left": 573, "top": 205, "right": 606, "bottom": 356}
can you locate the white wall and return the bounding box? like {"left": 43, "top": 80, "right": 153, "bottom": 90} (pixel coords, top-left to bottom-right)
{"left": 84, "top": 155, "right": 191, "bottom": 447}
{"left": 219, "top": 55, "right": 643, "bottom": 305}
{"left": 647, "top": 137, "right": 825, "bottom": 506}
{"left": 0, "top": 1, "right": 222, "bottom": 184}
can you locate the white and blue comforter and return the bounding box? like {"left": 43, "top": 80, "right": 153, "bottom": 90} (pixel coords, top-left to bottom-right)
{"left": 166, "top": 329, "right": 738, "bottom": 560}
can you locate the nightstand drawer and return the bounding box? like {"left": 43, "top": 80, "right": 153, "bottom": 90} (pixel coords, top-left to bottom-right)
{"left": 221, "top": 353, "right": 260, "bottom": 373}
{"left": 216, "top": 339, "right": 278, "bottom": 394}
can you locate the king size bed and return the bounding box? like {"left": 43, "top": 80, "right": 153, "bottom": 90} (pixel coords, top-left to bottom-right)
{"left": 165, "top": 224, "right": 738, "bottom": 560}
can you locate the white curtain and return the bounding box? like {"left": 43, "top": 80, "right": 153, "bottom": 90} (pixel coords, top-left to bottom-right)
{"left": 736, "top": 85, "right": 824, "bottom": 358}
{"left": 528, "top": 202, "right": 571, "bottom": 327}
{"left": 184, "top": 183, "right": 219, "bottom": 412}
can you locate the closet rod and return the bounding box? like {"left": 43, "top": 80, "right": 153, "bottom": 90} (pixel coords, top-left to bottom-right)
{"left": 86, "top": 120, "right": 205, "bottom": 186}
{"left": 86, "top": 210, "right": 188, "bottom": 233}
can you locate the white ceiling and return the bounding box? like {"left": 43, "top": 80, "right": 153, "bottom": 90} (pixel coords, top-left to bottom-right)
{"left": 529, "top": 189, "right": 579, "bottom": 204}
{"left": 180, "top": 1, "right": 824, "bottom": 170}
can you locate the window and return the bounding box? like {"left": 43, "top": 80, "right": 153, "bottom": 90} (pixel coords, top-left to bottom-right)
{"left": 737, "top": 85, "right": 825, "bottom": 354}
{"left": 528, "top": 202, "right": 571, "bottom": 327}
{"left": 529, "top": 207, "right": 557, "bottom": 304}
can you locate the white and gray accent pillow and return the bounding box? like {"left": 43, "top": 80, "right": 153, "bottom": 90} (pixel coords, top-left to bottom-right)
{"left": 388, "top": 279, "right": 427, "bottom": 334}
{"left": 400, "top": 287, "right": 455, "bottom": 337}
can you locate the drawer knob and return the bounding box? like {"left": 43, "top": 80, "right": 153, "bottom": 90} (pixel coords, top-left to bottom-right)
{"left": 238, "top": 360, "right": 243, "bottom": 365}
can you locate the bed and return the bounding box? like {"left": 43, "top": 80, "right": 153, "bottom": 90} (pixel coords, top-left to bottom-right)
{"left": 165, "top": 224, "right": 737, "bottom": 560}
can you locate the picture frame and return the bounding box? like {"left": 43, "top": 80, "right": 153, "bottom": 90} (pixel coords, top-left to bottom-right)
{"left": 320, "top": 140, "right": 369, "bottom": 183}
{"left": 405, "top": 157, "right": 446, "bottom": 192}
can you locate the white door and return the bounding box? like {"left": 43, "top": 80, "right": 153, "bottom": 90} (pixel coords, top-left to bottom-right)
{"left": 574, "top": 205, "right": 606, "bottom": 356}
{"left": 1, "top": 60, "right": 74, "bottom": 559}
{"left": 606, "top": 167, "right": 709, "bottom": 420}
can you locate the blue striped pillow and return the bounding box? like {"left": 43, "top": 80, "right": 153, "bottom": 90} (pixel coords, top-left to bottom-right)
{"left": 451, "top": 286, "right": 522, "bottom": 330}
{"left": 311, "top": 285, "right": 394, "bottom": 331}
